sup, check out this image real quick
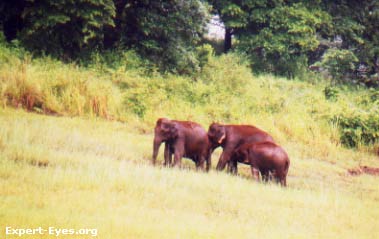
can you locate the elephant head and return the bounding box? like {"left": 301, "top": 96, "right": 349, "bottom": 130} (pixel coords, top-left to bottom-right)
{"left": 232, "top": 146, "right": 249, "bottom": 164}
{"left": 152, "top": 118, "right": 179, "bottom": 165}
{"left": 207, "top": 123, "right": 226, "bottom": 148}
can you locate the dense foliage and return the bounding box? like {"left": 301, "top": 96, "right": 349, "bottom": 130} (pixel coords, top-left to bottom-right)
{"left": 1, "top": 0, "right": 379, "bottom": 80}
{"left": 210, "top": 0, "right": 379, "bottom": 82}
{"left": 1, "top": 0, "right": 115, "bottom": 58}
{"left": 0, "top": 0, "right": 209, "bottom": 72}
{"left": 117, "top": 0, "right": 210, "bottom": 73}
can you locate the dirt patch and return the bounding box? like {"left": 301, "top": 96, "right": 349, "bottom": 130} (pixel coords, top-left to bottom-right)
{"left": 348, "top": 166, "right": 379, "bottom": 176}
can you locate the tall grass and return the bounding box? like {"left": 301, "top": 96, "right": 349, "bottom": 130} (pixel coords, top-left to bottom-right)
{"left": 0, "top": 44, "right": 123, "bottom": 118}
{"left": 1, "top": 41, "right": 378, "bottom": 150}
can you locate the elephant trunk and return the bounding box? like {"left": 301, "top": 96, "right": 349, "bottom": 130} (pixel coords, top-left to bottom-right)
{"left": 152, "top": 137, "right": 162, "bottom": 165}
{"left": 205, "top": 146, "right": 214, "bottom": 172}
{"left": 216, "top": 151, "right": 231, "bottom": 171}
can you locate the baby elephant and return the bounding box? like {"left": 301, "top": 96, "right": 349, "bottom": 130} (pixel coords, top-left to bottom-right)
{"left": 233, "top": 142, "right": 290, "bottom": 186}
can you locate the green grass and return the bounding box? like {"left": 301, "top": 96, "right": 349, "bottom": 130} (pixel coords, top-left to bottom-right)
{"left": 1, "top": 108, "right": 379, "bottom": 239}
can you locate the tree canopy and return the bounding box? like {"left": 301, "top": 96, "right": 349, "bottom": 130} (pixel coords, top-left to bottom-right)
{"left": 0, "top": 0, "right": 378, "bottom": 84}
{"left": 0, "top": 0, "right": 209, "bottom": 72}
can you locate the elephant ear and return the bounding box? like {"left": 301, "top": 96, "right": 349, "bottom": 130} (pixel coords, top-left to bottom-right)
{"left": 162, "top": 121, "right": 179, "bottom": 140}
{"left": 168, "top": 123, "right": 178, "bottom": 139}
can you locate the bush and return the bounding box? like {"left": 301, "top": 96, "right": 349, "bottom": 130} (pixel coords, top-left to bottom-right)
{"left": 323, "top": 86, "right": 339, "bottom": 101}
{"left": 84, "top": 49, "right": 149, "bottom": 74}
{"left": 196, "top": 44, "right": 214, "bottom": 69}
{"left": 316, "top": 49, "right": 358, "bottom": 82}
{"left": 200, "top": 53, "right": 251, "bottom": 95}
{"left": 333, "top": 111, "right": 379, "bottom": 148}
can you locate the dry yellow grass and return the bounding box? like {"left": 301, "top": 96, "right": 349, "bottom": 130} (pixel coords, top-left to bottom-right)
{"left": 1, "top": 108, "right": 378, "bottom": 239}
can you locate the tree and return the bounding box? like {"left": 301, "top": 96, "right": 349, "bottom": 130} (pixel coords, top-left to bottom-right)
{"left": 319, "top": 0, "right": 379, "bottom": 85}
{"left": 1, "top": 0, "right": 210, "bottom": 73}
{"left": 207, "top": 0, "right": 255, "bottom": 53}
{"left": 0, "top": 0, "right": 25, "bottom": 41}
{"left": 208, "top": 1, "right": 331, "bottom": 76}
{"left": 23, "top": 0, "right": 115, "bottom": 57}
{"left": 239, "top": 2, "right": 331, "bottom": 77}
{"left": 317, "top": 48, "right": 358, "bottom": 82}
{"left": 0, "top": 0, "right": 115, "bottom": 58}
{"left": 116, "top": 0, "right": 210, "bottom": 73}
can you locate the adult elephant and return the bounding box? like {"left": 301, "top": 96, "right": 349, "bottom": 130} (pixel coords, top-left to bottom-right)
{"left": 232, "top": 142, "right": 290, "bottom": 186}
{"left": 207, "top": 123, "right": 274, "bottom": 173}
{"left": 152, "top": 118, "right": 211, "bottom": 171}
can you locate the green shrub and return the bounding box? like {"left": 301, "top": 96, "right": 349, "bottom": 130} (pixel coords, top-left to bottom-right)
{"left": 334, "top": 111, "right": 379, "bottom": 148}
{"left": 369, "top": 88, "right": 379, "bottom": 102}
{"left": 196, "top": 44, "right": 214, "bottom": 69}
{"left": 323, "top": 86, "right": 339, "bottom": 101}
{"left": 316, "top": 49, "right": 358, "bottom": 82}
{"left": 200, "top": 53, "right": 250, "bottom": 95}
{"left": 85, "top": 49, "right": 150, "bottom": 74}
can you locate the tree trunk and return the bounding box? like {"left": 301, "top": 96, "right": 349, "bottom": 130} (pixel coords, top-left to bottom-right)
{"left": 103, "top": 0, "right": 128, "bottom": 48}
{"left": 224, "top": 28, "right": 232, "bottom": 53}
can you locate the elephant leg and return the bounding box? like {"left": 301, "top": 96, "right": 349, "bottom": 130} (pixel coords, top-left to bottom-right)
{"left": 226, "top": 161, "right": 232, "bottom": 173}
{"left": 200, "top": 153, "right": 208, "bottom": 172}
{"left": 173, "top": 153, "right": 182, "bottom": 168}
{"left": 269, "top": 170, "right": 274, "bottom": 181}
{"left": 276, "top": 171, "right": 287, "bottom": 187}
{"left": 196, "top": 158, "right": 205, "bottom": 171}
{"left": 172, "top": 145, "right": 184, "bottom": 168}
{"left": 227, "top": 160, "right": 238, "bottom": 175}
{"left": 205, "top": 149, "right": 212, "bottom": 172}
{"left": 170, "top": 141, "right": 184, "bottom": 169}
{"left": 169, "top": 151, "right": 173, "bottom": 166}
{"left": 280, "top": 177, "right": 287, "bottom": 187}
{"left": 232, "top": 160, "right": 238, "bottom": 175}
{"left": 251, "top": 167, "right": 260, "bottom": 182}
{"left": 276, "top": 177, "right": 281, "bottom": 185}
{"left": 270, "top": 169, "right": 279, "bottom": 184}
{"left": 261, "top": 170, "right": 269, "bottom": 183}
{"left": 163, "top": 143, "right": 172, "bottom": 167}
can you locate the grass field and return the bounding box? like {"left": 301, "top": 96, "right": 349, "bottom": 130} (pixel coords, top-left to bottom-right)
{"left": 1, "top": 108, "right": 378, "bottom": 239}
{"left": 1, "top": 41, "right": 379, "bottom": 238}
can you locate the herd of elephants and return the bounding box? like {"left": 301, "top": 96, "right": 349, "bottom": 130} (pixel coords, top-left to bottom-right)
{"left": 152, "top": 118, "right": 290, "bottom": 186}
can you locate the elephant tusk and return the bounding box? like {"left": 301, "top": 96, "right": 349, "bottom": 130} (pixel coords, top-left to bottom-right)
{"left": 218, "top": 134, "right": 225, "bottom": 144}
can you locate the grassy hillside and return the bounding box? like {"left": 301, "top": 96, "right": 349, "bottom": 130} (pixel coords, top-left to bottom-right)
{"left": 0, "top": 108, "right": 378, "bottom": 239}
{"left": 1, "top": 42, "right": 379, "bottom": 238}
{"left": 1, "top": 42, "right": 379, "bottom": 153}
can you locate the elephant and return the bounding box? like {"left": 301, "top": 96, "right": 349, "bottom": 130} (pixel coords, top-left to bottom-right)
{"left": 207, "top": 123, "right": 275, "bottom": 173}
{"left": 232, "top": 142, "right": 290, "bottom": 186}
{"left": 152, "top": 118, "right": 211, "bottom": 171}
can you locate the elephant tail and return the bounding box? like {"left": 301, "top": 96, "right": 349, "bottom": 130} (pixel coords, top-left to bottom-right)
{"left": 284, "top": 158, "right": 290, "bottom": 175}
